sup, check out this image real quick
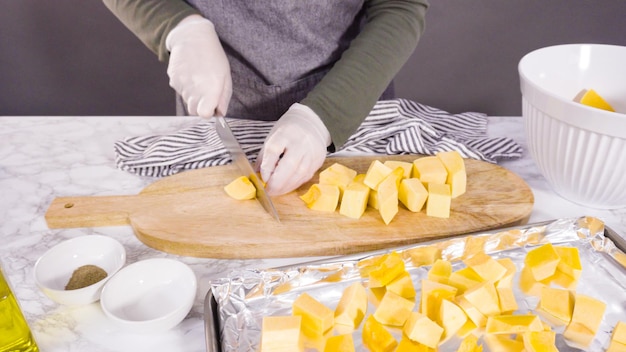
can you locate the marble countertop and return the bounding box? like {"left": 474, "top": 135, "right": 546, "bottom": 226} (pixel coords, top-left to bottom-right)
{"left": 1, "top": 115, "right": 624, "bottom": 352}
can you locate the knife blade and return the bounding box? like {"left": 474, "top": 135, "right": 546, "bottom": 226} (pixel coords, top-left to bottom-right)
{"left": 215, "top": 116, "right": 280, "bottom": 222}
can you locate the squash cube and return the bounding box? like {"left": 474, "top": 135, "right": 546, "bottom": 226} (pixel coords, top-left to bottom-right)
{"left": 224, "top": 176, "right": 256, "bottom": 200}
{"left": 436, "top": 150, "right": 467, "bottom": 198}
{"left": 383, "top": 160, "right": 413, "bottom": 179}
{"left": 438, "top": 299, "right": 468, "bottom": 341}
{"left": 403, "top": 312, "right": 444, "bottom": 348}
{"left": 412, "top": 156, "right": 448, "bottom": 186}
{"left": 339, "top": 181, "right": 370, "bottom": 219}
{"left": 554, "top": 246, "right": 582, "bottom": 280}
{"left": 368, "top": 251, "right": 405, "bottom": 287}
{"left": 485, "top": 314, "right": 544, "bottom": 334}
{"left": 260, "top": 315, "right": 302, "bottom": 352}
{"left": 463, "top": 252, "right": 508, "bottom": 282}
{"left": 334, "top": 282, "right": 368, "bottom": 328}
{"left": 376, "top": 172, "right": 399, "bottom": 225}
{"left": 362, "top": 315, "right": 397, "bottom": 352}
{"left": 373, "top": 291, "right": 415, "bottom": 326}
{"left": 563, "top": 294, "right": 607, "bottom": 347}
{"left": 363, "top": 160, "right": 393, "bottom": 190}
{"left": 536, "top": 286, "right": 574, "bottom": 326}
{"left": 524, "top": 243, "right": 561, "bottom": 281}
{"left": 408, "top": 246, "right": 441, "bottom": 267}
{"left": 323, "top": 334, "right": 355, "bottom": 352}
{"left": 299, "top": 184, "right": 340, "bottom": 212}
{"left": 318, "top": 163, "right": 357, "bottom": 195}
{"left": 522, "top": 330, "right": 558, "bottom": 352}
{"left": 292, "top": 293, "right": 334, "bottom": 336}
{"left": 426, "top": 183, "right": 451, "bottom": 218}
{"left": 427, "top": 259, "right": 452, "bottom": 284}
{"left": 462, "top": 281, "right": 501, "bottom": 317}
{"left": 419, "top": 279, "right": 458, "bottom": 321}
{"left": 386, "top": 271, "right": 416, "bottom": 299}
{"left": 398, "top": 178, "right": 428, "bottom": 212}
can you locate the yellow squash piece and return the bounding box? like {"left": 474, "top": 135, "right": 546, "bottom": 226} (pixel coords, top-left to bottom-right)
{"left": 292, "top": 293, "right": 334, "bottom": 337}
{"left": 339, "top": 181, "right": 370, "bottom": 219}
{"left": 408, "top": 246, "right": 442, "bottom": 267}
{"left": 412, "top": 156, "right": 448, "bottom": 186}
{"left": 383, "top": 160, "right": 413, "bottom": 179}
{"left": 260, "top": 315, "right": 302, "bottom": 352}
{"left": 496, "top": 286, "right": 518, "bottom": 314}
{"left": 323, "top": 334, "right": 355, "bottom": 352}
{"left": 536, "top": 286, "right": 574, "bottom": 326}
{"left": 456, "top": 334, "right": 483, "bottom": 352}
{"left": 485, "top": 314, "right": 544, "bottom": 334}
{"left": 524, "top": 243, "right": 561, "bottom": 281}
{"left": 299, "top": 184, "right": 340, "bottom": 212}
{"left": 436, "top": 150, "right": 467, "bottom": 198}
{"left": 376, "top": 171, "right": 399, "bottom": 225}
{"left": 612, "top": 321, "right": 626, "bottom": 345}
{"left": 334, "top": 282, "right": 368, "bottom": 328}
{"left": 373, "top": 291, "right": 415, "bottom": 326}
{"left": 427, "top": 259, "right": 453, "bottom": 284}
{"left": 403, "top": 312, "right": 444, "bottom": 349}
{"left": 318, "top": 163, "right": 357, "bottom": 196}
{"left": 554, "top": 246, "right": 582, "bottom": 280}
{"left": 522, "top": 330, "right": 558, "bottom": 352}
{"left": 368, "top": 251, "right": 405, "bottom": 287}
{"left": 224, "top": 175, "right": 257, "bottom": 200}
{"left": 362, "top": 315, "right": 397, "bottom": 352}
{"left": 385, "top": 271, "right": 416, "bottom": 299}
{"left": 419, "top": 279, "right": 458, "bottom": 321}
{"left": 455, "top": 296, "right": 487, "bottom": 328}
{"left": 563, "top": 293, "right": 607, "bottom": 347}
{"left": 484, "top": 334, "right": 525, "bottom": 352}
{"left": 579, "top": 88, "right": 616, "bottom": 112}
{"left": 438, "top": 299, "right": 468, "bottom": 341}
{"left": 426, "top": 183, "right": 452, "bottom": 218}
{"left": 461, "top": 281, "right": 501, "bottom": 317}
{"left": 398, "top": 177, "right": 428, "bottom": 212}
{"left": 495, "top": 258, "right": 517, "bottom": 288}
{"left": 363, "top": 160, "right": 393, "bottom": 190}
{"left": 396, "top": 336, "right": 436, "bottom": 352}
{"left": 463, "top": 252, "right": 507, "bottom": 282}
{"left": 448, "top": 267, "right": 484, "bottom": 294}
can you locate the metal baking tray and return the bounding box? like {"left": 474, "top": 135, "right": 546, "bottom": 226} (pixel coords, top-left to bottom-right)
{"left": 204, "top": 216, "right": 626, "bottom": 351}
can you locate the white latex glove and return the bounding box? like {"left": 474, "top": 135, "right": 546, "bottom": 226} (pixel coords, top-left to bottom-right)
{"left": 258, "top": 103, "right": 332, "bottom": 196}
{"left": 166, "top": 15, "right": 232, "bottom": 117}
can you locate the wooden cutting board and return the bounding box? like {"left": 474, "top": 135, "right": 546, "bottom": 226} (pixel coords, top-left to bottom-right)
{"left": 45, "top": 155, "right": 534, "bottom": 259}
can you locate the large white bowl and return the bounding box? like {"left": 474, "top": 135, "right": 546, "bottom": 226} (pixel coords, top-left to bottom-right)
{"left": 33, "top": 235, "right": 126, "bottom": 305}
{"left": 100, "top": 258, "right": 197, "bottom": 333}
{"left": 519, "top": 43, "right": 626, "bottom": 209}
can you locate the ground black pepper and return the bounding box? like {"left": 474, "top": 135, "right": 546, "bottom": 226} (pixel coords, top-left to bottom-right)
{"left": 65, "top": 264, "right": 108, "bottom": 290}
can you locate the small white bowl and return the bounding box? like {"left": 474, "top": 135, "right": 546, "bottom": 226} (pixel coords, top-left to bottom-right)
{"left": 519, "top": 43, "right": 626, "bottom": 209}
{"left": 100, "top": 258, "right": 197, "bottom": 333}
{"left": 33, "top": 235, "right": 126, "bottom": 306}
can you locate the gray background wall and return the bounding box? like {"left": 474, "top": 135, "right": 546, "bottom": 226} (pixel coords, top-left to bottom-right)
{"left": 2, "top": 1, "right": 625, "bottom": 117}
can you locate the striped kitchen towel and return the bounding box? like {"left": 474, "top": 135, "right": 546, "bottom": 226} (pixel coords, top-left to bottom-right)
{"left": 114, "top": 99, "right": 522, "bottom": 177}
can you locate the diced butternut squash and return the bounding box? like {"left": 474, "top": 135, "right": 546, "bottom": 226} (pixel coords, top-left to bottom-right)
{"left": 324, "top": 334, "right": 355, "bottom": 352}
{"left": 362, "top": 315, "right": 397, "bottom": 352}
{"left": 524, "top": 243, "right": 561, "bottom": 281}
{"left": 408, "top": 246, "right": 442, "bottom": 267}
{"left": 461, "top": 281, "right": 500, "bottom": 317}
{"left": 299, "top": 184, "right": 340, "bottom": 212}
{"left": 536, "top": 286, "right": 574, "bottom": 326}
{"left": 436, "top": 150, "right": 467, "bottom": 198}
{"left": 403, "top": 312, "right": 444, "bottom": 348}
{"left": 496, "top": 287, "right": 518, "bottom": 314}
{"left": 373, "top": 291, "right": 415, "bottom": 326}
{"left": 339, "top": 181, "right": 370, "bottom": 219}
{"left": 427, "top": 259, "right": 453, "bottom": 285}
{"left": 419, "top": 279, "right": 458, "bottom": 321}
{"left": 448, "top": 267, "right": 484, "bottom": 294}
{"left": 386, "top": 271, "right": 416, "bottom": 299}
{"left": 260, "top": 315, "right": 302, "bottom": 351}
{"left": 438, "top": 299, "right": 468, "bottom": 341}
{"left": 612, "top": 321, "right": 626, "bottom": 345}
{"left": 319, "top": 163, "right": 357, "bottom": 195}
{"left": 463, "top": 252, "right": 507, "bottom": 282}
{"left": 224, "top": 176, "right": 256, "bottom": 200}
{"left": 368, "top": 251, "right": 405, "bottom": 287}
{"left": 485, "top": 314, "right": 544, "bottom": 334}
{"left": 376, "top": 172, "right": 399, "bottom": 225}
{"left": 522, "top": 330, "right": 559, "bottom": 352}
{"left": 412, "top": 156, "right": 448, "bottom": 186}
{"left": 563, "top": 294, "right": 607, "bottom": 347}
{"left": 292, "top": 293, "right": 334, "bottom": 336}
{"left": 495, "top": 258, "right": 517, "bottom": 288}
{"left": 334, "top": 282, "right": 368, "bottom": 328}
{"left": 554, "top": 246, "right": 582, "bottom": 280}
{"left": 383, "top": 160, "right": 413, "bottom": 179}
{"left": 396, "top": 336, "right": 436, "bottom": 352}
{"left": 426, "top": 183, "right": 451, "bottom": 218}
{"left": 363, "top": 160, "right": 393, "bottom": 190}
{"left": 456, "top": 334, "right": 483, "bottom": 352}
{"left": 455, "top": 296, "right": 487, "bottom": 328}
{"left": 484, "top": 334, "right": 525, "bottom": 352}
{"left": 398, "top": 178, "right": 428, "bottom": 212}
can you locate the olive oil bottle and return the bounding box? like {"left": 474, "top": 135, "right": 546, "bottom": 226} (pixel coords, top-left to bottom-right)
{"left": 0, "top": 263, "right": 39, "bottom": 352}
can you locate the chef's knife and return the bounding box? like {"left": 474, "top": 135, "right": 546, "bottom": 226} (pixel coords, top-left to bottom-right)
{"left": 215, "top": 116, "right": 280, "bottom": 222}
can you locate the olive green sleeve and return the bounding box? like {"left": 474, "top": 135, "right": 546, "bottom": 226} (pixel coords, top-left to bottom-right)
{"left": 301, "top": 0, "right": 429, "bottom": 150}
{"left": 102, "top": 0, "right": 200, "bottom": 62}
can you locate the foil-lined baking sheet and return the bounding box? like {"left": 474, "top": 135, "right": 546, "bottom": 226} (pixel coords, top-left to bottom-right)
{"left": 206, "top": 216, "right": 626, "bottom": 351}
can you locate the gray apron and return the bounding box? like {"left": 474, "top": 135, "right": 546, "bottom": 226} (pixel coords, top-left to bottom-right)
{"left": 178, "top": 1, "right": 394, "bottom": 120}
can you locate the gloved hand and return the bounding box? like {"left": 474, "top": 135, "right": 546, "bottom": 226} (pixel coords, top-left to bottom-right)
{"left": 166, "top": 14, "right": 232, "bottom": 117}
{"left": 258, "top": 103, "right": 332, "bottom": 196}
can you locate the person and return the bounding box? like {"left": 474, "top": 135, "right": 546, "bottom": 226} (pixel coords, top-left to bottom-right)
{"left": 102, "top": 0, "right": 428, "bottom": 195}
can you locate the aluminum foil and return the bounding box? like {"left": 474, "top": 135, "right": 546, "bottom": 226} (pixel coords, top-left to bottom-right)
{"left": 207, "top": 216, "right": 626, "bottom": 351}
